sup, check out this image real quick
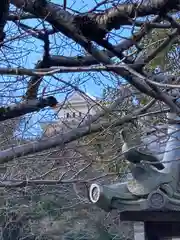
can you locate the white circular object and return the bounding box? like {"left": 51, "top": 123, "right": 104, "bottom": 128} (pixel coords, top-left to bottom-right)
{"left": 89, "top": 183, "right": 101, "bottom": 203}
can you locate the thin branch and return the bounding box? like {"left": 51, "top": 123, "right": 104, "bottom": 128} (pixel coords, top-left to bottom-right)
{"left": 0, "top": 0, "right": 10, "bottom": 45}
{"left": 8, "top": 12, "right": 37, "bottom": 20}
{"left": 0, "top": 99, "right": 157, "bottom": 164}
{"left": 9, "top": 5, "right": 160, "bottom": 100}
{"left": 124, "top": 20, "right": 175, "bottom": 29}
{"left": 0, "top": 172, "right": 118, "bottom": 188}
{"left": 143, "top": 29, "right": 178, "bottom": 66}
{"left": 24, "top": 31, "right": 51, "bottom": 99}
{"left": 116, "top": 63, "right": 180, "bottom": 113}
{"left": 10, "top": 1, "right": 165, "bottom": 70}
{"left": 79, "top": 0, "right": 179, "bottom": 32}
{"left": 0, "top": 96, "right": 58, "bottom": 122}
{"left": 0, "top": 64, "right": 176, "bottom": 81}
{"left": 165, "top": 14, "right": 180, "bottom": 32}
{"left": 47, "top": 16, "right": 160, "bottom": 68}
{"left": 14, "top": 21, "right": 56, "bottom": 40}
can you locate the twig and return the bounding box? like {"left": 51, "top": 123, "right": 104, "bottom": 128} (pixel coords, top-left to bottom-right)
{"left": 0, "top": 96, "right": 58, "bottom": 122}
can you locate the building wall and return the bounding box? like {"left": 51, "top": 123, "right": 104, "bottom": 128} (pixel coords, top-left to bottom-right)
{"left": 42, "top": 92, "right": 100, "bottom": 136}
{"left": 56, "top": 102, "right": 97, "bottom": 120}
{"left": 55, "top": 92, "right": 98, "bottom": 120}
{"left": 134, "top": 223, "right": 144, "bottom": 240}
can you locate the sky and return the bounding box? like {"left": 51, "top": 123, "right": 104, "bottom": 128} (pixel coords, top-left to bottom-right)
{"left": 20, "top": 0, "right": 132, "bottom": 99}
{"left": 5, "top": 0, "right": 133, "bottom": 138}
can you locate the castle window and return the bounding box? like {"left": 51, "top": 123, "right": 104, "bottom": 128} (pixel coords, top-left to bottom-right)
{"left": 79, "top": 112, "right": 82, "bottom": 117}
{"left": 66, "top": 113, "right": 70, "bottom": 118}
{"left": 73, "top": 112, "right": 76, "bottom": 118}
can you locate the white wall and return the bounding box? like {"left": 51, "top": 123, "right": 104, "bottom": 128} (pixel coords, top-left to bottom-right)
{"left": 43, "top": 92, "right": 99, "bottom": 136}
{"left": 134, "top": 222, "right": 144, "bottom": 240}
{"left": 57, "top": 103, "right": 97, "bottom": 119}
{"left": 56, "top": 92, "right": 99, "bottom": 120}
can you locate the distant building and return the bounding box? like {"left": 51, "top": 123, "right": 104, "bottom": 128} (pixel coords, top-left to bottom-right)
{"left": 41, "top": 91, "right": 100, "bottom": 136}
{"left": 55, "top": 91, "right": 98, "bottom": 120}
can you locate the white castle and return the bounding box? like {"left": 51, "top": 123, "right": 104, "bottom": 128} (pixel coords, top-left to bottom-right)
{"left": 41, "top": 91, "right": 100, "bottom": 136}
{"left": 55, "top": 91, "right": 98, "bottom": 120}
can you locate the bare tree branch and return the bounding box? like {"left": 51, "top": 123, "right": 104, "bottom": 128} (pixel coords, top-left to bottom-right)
{"left": 11, "top": 0, "right": 179, "bottom": 35}
{"left": 0, "top": 172, "right": 118, "bottom": 188}
{"left": 0, "top": 100, "right": 157, "bottom": 163}
{"left": 0, "top": 0, "right": 9, "bottom": 44}
{"left": 7, "top": 12, "right": 159, "bottom": 101}
{"left": 24, "top": 31, "right": 51, "bottom": 100}
{"left": 0, "top": 96, "right": 58, "bottom": 122}
{"left": 97, "top": 0, "right": 179, "bottom": 31}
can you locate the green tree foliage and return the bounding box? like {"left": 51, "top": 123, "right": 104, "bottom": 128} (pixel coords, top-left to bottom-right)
{"left": 139, "top": 19, "right": 180, "bottom": 72}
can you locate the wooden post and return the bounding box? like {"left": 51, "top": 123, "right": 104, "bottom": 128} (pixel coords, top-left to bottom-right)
{"left": 144, "top": 222, "right": 172, "bottom": 240}
{"left": 120, "top": 211, "right": 180, "bottom": 240}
